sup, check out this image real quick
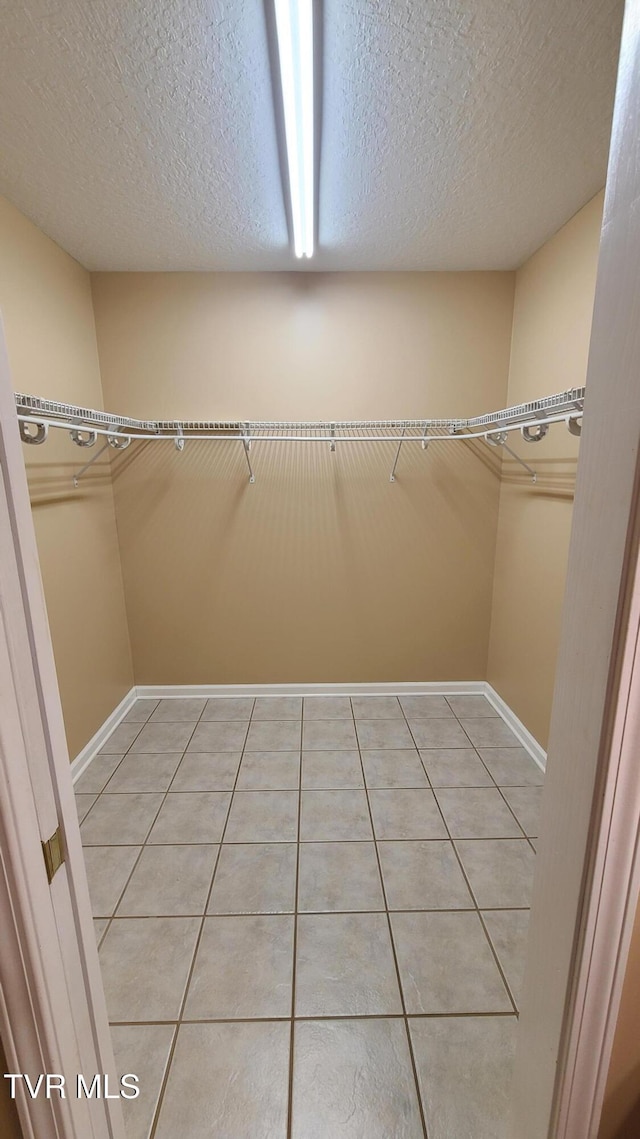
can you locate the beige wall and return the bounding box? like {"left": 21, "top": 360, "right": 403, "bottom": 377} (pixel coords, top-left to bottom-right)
{"left": 0, "top": 196, "right": 133, "bottom": 758}
{"left": 487, "top": 193, "right": 604, "bottom": 748}
{"left": 91, "top": 271, "right": 515, "bottom": 685}
{"left": 0, "top": 191, "right": 602, "bottom": 735}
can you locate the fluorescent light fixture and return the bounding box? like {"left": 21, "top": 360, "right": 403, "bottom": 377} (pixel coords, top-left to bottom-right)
{"left": 274, "top": 0, "right": 315, "bottom": 258}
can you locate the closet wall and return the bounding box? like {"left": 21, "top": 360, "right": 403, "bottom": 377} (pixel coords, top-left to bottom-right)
{"left": 487, "top": 192, "right": 604, "bottom": 748}
{"left": 91, "top": 271, "right": 515, "bottom": 686}
{"left": 599, "top": 898, "right": 640, "bottom": 1138}
{"left": 0, "top": 195, "right": 133, "bottom": 758}
{"left": 2, "top": 192, "right": 602, "bottom": 753}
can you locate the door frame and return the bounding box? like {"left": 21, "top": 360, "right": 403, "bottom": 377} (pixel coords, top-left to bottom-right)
{"left": 510, "top": 1, "right": 640, "bottom": 1135}
{"left": 0, "top": 321, "right": 125, "bottom": 1139}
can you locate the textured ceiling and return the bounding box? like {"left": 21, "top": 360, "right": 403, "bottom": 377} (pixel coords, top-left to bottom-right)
{"left": 0, "top": 0, "right": 623, "bottom": 270}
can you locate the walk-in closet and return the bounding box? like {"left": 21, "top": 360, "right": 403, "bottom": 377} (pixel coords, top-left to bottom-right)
{"left": 2, "top": 2, "right": 639, "bottom": 1139}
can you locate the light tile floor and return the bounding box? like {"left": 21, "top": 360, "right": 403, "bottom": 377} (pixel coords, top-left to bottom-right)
{"left": 76, "top": 692, "right": 543, "bottom": 1139}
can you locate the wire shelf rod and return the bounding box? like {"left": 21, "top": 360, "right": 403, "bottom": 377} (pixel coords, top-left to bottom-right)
{"left": 15, "top": 408, "right": 583, "bottom": 444}
{"left": 14, "top": 387, "right": 585, "bottom": 438}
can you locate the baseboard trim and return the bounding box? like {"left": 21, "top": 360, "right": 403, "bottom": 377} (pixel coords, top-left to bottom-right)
{"left": 71, "top": 680, "right": 546, "bottom": 784}
{"left": 483, "top": 683, "right": 547, "bottom": 772}
{"left": 135, "top": 681, "right": 487, "bottom": 698}
{"left": 70, "top": 687, "right": 137, "bottom": 784}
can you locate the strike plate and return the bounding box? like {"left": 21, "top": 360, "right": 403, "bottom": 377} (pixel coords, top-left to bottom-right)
{"left": 42, "top": 826, "right": 65, "bottom": 883}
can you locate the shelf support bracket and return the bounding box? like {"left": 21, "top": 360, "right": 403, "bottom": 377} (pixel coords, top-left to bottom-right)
{"left": 389, "top": 428, "right": 406, "bottom": 482}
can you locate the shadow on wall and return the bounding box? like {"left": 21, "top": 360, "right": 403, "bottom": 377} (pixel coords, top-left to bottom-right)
{"left": 601, "top": 1068, "right": 640, "bottom": 1139}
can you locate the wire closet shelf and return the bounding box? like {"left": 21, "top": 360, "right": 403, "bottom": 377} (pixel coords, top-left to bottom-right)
{"left": 14, "top": 387, "right": 585, "bottom": 486}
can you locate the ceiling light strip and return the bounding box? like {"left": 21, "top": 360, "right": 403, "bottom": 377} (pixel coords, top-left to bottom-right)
{"left": 274, "top": 0, "right": 315, "bottom": 258}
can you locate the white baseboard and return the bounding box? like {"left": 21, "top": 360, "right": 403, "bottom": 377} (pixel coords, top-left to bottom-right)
{"left": 135, "top": 681, "right": 487, "bottom": 698}
{"left": 483, "top": 683, "right": 547, "bottom": 772}
{"left": 71, "top": 680, "right": 546, "bottom": 784}
{"left": 70, "top": 687, "right": 137, "bottom": 784}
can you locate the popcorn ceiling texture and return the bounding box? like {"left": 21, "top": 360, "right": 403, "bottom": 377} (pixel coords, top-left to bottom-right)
{"left": 0, "top": 0, "right": 623, "bottom": 271}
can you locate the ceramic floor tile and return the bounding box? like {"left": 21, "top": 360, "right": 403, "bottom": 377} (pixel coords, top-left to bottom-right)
{"left": 129, "top": 721, "right": 196, "bottom": 754}
{"left": 225, "top": 790, "right": 299, "bottom": 842}
{"left": 368, "top": 789, "right": 447, "bottom": 840}
{"left": 446, "top": 694, "right": 499, "bottom": 718}
{"left": 295, "top": 913, "right": 402, "bottom": 1016}
{"left": 459, "top": 718, "right": 520, "bottom": 748}
{"left": 201, "top": 696, "right": 255, "bottom": 721}
{"left": 94, "top": 918, "right": 108, "bottom": 945}
{"left": 187, "top": 720, "right": 249, "bottom": 753}
{"left": 420, "top": 748, "right": 493, "bottom": 787}
{"left": 391, "top": 911, "right": 512, "bottom": 1014}
{"left": 378, "top": 841, "right": 473, "bottom": 911}
{"left": 399, "top": 695, "right": 454, "bottom": 719}
{"left": 236, "top": 750, "right": 300, "bottom": 790}
{"left": 147, "top": 792, "right": 231, "bottom": 844}
{"left": 111, "top": 1023, "right": 175, "bottom": 1139}
{"left": 170, "top": 751, "right": 242, "bottom": 791}
{"left": 303, "top": 696, "right": 353, "bottom": 720}
{"left": 501, "top": 786, "right": 544, "bottom": 836}
{"left": 83, "top": 845, "right": 140, "bottom": 917}
{"left": 99, "top": 722, "right": 144, "bottom": 754}
{"left": 183, "top": 914, "right": 294, "bottom": 1019}
{"left": 406, "top": 718, "right": 471, "bottom": 749}
{"left": 75, "top": 792, "right": 98, "bottom": 822}
{"left": 81, "top": 793, "right": 163, "bottom": 846}
{"left": 298, "top": 842, "right": 384, "bottom": 912}
{"left": 456, "top": 839, "right": 536, "bottom": 907}
{"left": 99, "top": 917, "right": 200, "bottom": 1021}
{"left": 478, "top": 747, "right": 544, "bottom": 786}
{"left": 245, "top": 720, "right": 302, "bottom": 752}
{"left": 103, "top": 752, "right": 183, "bottom": 793}
{"left": 361, "top": 749, "right": 428, "bottom": 788}
{"left": 123, "top": 699, "right": 159, "bottom": 723}
{"left": 117, "top": 844, "right": 218, "bottom": 916}
{"left": 150, "top": 697, "right": 206, "bottom": 721}
{"left": 154, "top": 1021, "right": 289, "bottom": 1139}
{"left": 302, "top": 719, "right": 358, "bottom": 751}
{"left": 292, "top": 1019, "right": 424, "bottom": 1139}
{"left": 301, "top": 750, "right": 364, "bottom": 789}
{"left": 74, "top": 754, "right": 125, "bottom": 794}
{"left": 482, "top": 910, "right": 530, "bottom": 1004}
{"left": 208, "top": 843, "right": 297, "bottom": 914}
{"left": 409, "top": 1016, "right": 517, "bottom": 1139}
{"left": 435, "top": 788, "right": 524, "bottom": 838}
{"left": 252, "top": 695, "right": 303, "bottom": 720}
{"left": 351, "top": 696, "right": 403, "bottom": 719}
{"left": 355, "top": 719, "right": 415, "bottom": 749}
{"left": 300, "top": 790, "right": 372, "bottom": 841}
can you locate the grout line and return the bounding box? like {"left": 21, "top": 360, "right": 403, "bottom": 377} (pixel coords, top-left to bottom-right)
{"left": 107, "top": 1010, "right": 519, "bottom": 1028}
{"left": 350, "top": 696, "right": 430, "bottom": 1139}
{"left": 143, "top": 697, "right": 245, "bottom": 1139}
{"left": 95, "top": 904, "right": 531, "bottom": 920}
{"left": 81, "top": 834, "right": 538, "bottom": 848}
{"left": 78, "top": 779, "right": 543, "bottom": 794}
{"left": 286, "top": 704, "right": 304, "bottom": 1139}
